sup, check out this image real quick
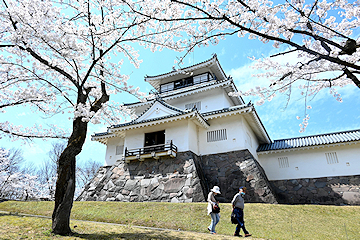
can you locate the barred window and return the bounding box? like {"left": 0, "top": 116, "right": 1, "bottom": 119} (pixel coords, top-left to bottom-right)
{"left": 160, "top": 82, "right": 174, "bottom": 93}
{"left": 185, "top": 101, "right": 201, "bottom": 110}
{"left": 207, "top": 129, "right": 227, "bottom": 142}
{"left": 116, "top": 145, "right": 124, "bottom": 155}
{"left": 193, "top": 73, "right": 209, "bottom": 84}
{"left": 278, "top": 157, "right": 289, "bottom": 168}
{"left": 325, "top": 152, "right": 339, "bottom": 164}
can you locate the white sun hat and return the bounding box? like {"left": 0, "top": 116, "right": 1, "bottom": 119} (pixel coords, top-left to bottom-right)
{"left": 211, "top": 186, "right": 221, "bottom": 194}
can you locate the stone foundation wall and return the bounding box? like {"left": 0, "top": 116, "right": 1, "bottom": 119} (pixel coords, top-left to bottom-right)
{"left": 77, "top": 149, "right": 278, "bottom": 204}
{"left": 199, "top": 150, "right": 278, "bottom": 203}
{"left": 77, "top": 151, "right": 205, "bottom": 202}
{"left": 270, "top": 175, "right": 360, "bottom": 205}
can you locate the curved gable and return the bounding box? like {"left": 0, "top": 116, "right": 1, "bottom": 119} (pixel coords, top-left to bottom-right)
{"left": 135, "top": 101, "right": 183, "bottom": 122}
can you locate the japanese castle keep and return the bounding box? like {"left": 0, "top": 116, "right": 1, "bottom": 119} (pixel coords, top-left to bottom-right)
{"left": 77, "top": 55, "right": 360, "bottom": 205}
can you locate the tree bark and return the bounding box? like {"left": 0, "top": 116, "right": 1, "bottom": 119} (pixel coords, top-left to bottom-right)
{"left": 51, "top": 117, "right": 88, "bottom": 235}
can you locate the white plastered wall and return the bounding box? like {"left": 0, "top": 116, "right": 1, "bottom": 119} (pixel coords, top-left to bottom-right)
{"left": 104, "top": 114, "right": 262, "bottom": 165}
{"left": 187, "top": 120, "right": 199, "bottom": 154}
{"left": 242, "top": 116, "right": 260, "bottom": 158}
{"left": 258, "top": 143, "right": 360, "bottom": 180}
{"left": 167, "top": 88, "right": 234, "bottom": 113}
{"left": 198, "top": 115, "right": 259, "bottom": 156}
{"left": 104, "top": 137, "right": 125, "bottom": 166}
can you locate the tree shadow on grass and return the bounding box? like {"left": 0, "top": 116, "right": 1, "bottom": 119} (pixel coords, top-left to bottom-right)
{"left": 72, "top": 230, "right": 187, "bottom": 240}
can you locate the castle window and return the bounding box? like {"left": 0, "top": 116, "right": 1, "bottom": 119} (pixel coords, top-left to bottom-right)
{"left": 159, "top": 72, "right": 212, "bottom": 93}
{"left": 160, "top": 82, "right": 174, "bottom": 93}
{"left": 145, "top": 130, "right": 165, "bottom": 147}
{"left": 174, "top": 77, "right": 193, "bottom": 89}
{"left": 207, "top": 129, "right": 227, "bottom": 142}
{"left": 144, "top": 130, "right": 165, "bottom": 154}
{"left": 278, "top": 157, "right": 289, "bottom": 168}
{"left": 185, "top": 101, "right": 201, "bottom": 110}
{"left": 116, "top": 145, "right": 124, "bottom": 155}
{"left": 325, "top": 152, "right": 339, "bottom": 164}
{"left": 193, "top": 73, "right": 210, "bottom": 84}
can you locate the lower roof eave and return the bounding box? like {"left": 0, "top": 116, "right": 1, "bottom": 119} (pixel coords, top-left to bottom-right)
{"left": 257, "top": 140, "right": 360, "bottom": 155}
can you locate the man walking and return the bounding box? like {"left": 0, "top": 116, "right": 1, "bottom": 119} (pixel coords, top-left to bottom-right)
{"left": 231, "top": 186, "right": 252, "bottom": 237}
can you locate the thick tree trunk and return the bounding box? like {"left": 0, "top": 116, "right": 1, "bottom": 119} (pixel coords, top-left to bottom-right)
{"left": 51, "top": 117, "right": 88, "bottom": 235}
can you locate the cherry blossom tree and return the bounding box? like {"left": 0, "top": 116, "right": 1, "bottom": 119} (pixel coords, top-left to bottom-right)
{"left": 128, "top": 0, "right": 360, "bottom": 132}
{"left": 0, "top": 0, "right": 187, "bottom": 235}
{"left": 0, "top": 148, "right": 46, "bottom": 200}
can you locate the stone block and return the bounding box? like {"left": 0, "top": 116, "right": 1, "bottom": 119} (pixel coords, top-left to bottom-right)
{"left": 315, "top": 181, "right": 327, "bottom": 188}
{"left": 171, "top": 197, "right": 180, "bottom": 203}
{"left": 150, "top": 187, "right": 163, "bottom": 200}
{"left": 163, "top": 178, "right": 186, "bottom": 193}
{"left": 115, "top": 179, "right": 126, "bottom": 187}
{"left": 290, "top": 180, "right": 298, "bottom": 185}
{"left": 115, "top": 193, "right": 124, "bottom": 201}
{"left": 185, "top": 177, "right": 192, "bottom": 186}
{"left": 124, "top": 179, "right": 138, "bottom": 191}
{"left": 130, "top": 196, "right": 138, "bottom": 202}
{"left": 343, "top": 192, "right": 360, "bottom": 204}
{"left": 255, "top": 188, "right": 265, "bottom": 196}
{"left": 169, "top": 193, "right": 177, "bottom": 198}
{"left": 184, "top": 165, "right": 195, "bottom": 174}
{"left": 122, "top": 189, "right": 130, "bottom": 195}
{"left": 183, "top": 160, "right": 192, "bottom": 168}
{"left": 141, "top": 179, "right": 152, "bottom": 188}
{"left": 293, "top": 184, "right": 303, "bottom": 191}
{"left": 104, "top": 180, "right": 115, "bottom": 191}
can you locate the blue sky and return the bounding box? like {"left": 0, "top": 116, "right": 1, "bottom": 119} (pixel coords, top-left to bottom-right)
{"left": 1, "top": 34, "right": 360, "bottom": 167}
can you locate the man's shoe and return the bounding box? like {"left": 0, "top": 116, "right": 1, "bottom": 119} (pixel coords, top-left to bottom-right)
{"left": 245, "top": 233, "right": 252, "bottom": 237}
{"left": 234, "top": 233, "right": 243, "bottom": 237}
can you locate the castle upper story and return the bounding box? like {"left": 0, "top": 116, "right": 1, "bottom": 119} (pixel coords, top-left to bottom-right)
{"left": 125, "top": 55, "right": 245, "bottom": 116}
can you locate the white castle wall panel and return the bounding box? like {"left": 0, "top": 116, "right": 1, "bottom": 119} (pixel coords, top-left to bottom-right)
{"left": 258, "top": 143, "right": 360, "bottom": 180}
{"left": 105, "top": 137, "right": 125, "bottom": 166}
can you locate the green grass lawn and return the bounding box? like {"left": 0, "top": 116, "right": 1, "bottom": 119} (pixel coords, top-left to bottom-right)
{"left": 0, "top": 201, "right": 359, "bottom": 239}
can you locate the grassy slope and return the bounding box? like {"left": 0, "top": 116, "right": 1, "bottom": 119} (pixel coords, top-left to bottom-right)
{"left": 0, "top": 213, "right": 240, "bottom": 240}
{"left": 0, "top": 201, "right": 359, "bottom": 239}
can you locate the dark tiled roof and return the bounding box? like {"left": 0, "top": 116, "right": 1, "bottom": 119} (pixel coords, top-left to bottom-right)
{"left": 104, "top": 103, "right": 250, "bottom": 133}
{"left": 257, "top": 129, "right": 360, "bottom": 152}
{"left": 145, "top": 55, "right": 218, "bottom": 79}
{"left": 202, "top": 102, "right": 252, "bottom": 116}
{"left": 93, "top": 103, "right": 256, "bottom": 138}
{"left": 93, "top": 132, "right": 109, "bottom": 137}
{"left": 124, "top": 79, "right": 230, "bottom": 107}
{"left": 110, "top": 112, "right": 185, "bottom": 129}
{"left": 131, "top": 98, "right": 184, "bottom": 121}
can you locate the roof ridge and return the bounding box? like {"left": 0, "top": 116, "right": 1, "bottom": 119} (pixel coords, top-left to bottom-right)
{"left": 145, "top": 54, "right": 217, "bottom": 79}
{"left": 114, "top": 99, "right": 184, "bottom": 128}
{"left": 123, "top": 79, "right": 232, "bottom": 107}
{"left": 272, "top": 129, "right": 360, "bottom": 142}
{"left": 257, "top": 129, "right": 360, "bottom": 152}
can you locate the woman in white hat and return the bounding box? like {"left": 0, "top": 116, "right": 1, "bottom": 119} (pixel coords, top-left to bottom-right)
{"left": 207, "top": 186, "right": 221, "bottom": 234}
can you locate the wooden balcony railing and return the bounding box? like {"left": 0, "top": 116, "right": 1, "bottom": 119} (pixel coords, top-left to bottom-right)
{"left": 123, "top": 141, "right": 177, "bottom": 162}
